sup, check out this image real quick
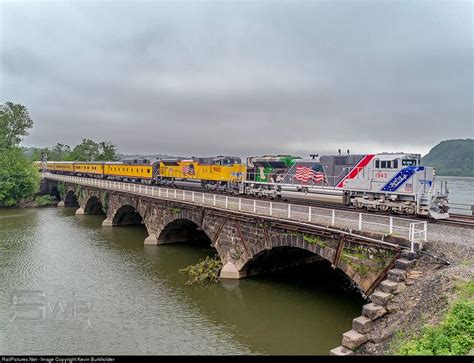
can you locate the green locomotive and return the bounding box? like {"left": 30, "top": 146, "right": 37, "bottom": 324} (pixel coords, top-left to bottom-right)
{"left": 246, "top": 155, "right": 301, "bottom": 183}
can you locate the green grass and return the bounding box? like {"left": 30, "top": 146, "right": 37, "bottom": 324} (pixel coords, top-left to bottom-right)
{"left": 393, "top": 280, "right": 474, "bottom": 355}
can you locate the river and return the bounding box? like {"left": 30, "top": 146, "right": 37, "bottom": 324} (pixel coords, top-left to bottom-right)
{"left": 0, "top": 207, "right": 364, "bottom": 355}
{"left": 438, "top": 176, "right": 474, "bottom": 215}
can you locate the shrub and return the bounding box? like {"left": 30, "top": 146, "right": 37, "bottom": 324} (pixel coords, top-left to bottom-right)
{"left": 179, "top": 256, "right": 223, "bottom": 285}
{"left": 0, "top": 148, "right": 40, "bottom": 207}
{"left": 395, "top": 281, "right": 474, "bottom": 355}
{"left": 35, "top": 194, "right": 56, "bottom": 207}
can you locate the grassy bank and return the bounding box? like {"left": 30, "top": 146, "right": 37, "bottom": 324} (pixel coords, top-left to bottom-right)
{"left": 392, "top": 280, "right": 473, "bottom": 355}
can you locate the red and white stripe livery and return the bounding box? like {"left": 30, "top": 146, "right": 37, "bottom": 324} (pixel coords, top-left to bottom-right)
{"left": 335, "top": 154, "right": 375, "bottom": 188}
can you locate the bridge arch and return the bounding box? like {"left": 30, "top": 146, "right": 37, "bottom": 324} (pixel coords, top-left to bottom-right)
{"left": 50, "top": 186, "right": 60, "bottom": 200}
{"left": 220, "top": 231, "right": 394, "bottom": 293}
{"left": 64, "top": 190, "right": 79, "bottom": 207}
{"left": 112, "top": 204, "right": 144, "bottom": 226}
{"left": 84, "top": 196, "right": 104, "bottom": 215}
{"left": 239, "top": 246, "right": 324, "bottom": 278}
{"left": 158, "top": 219, "right": 212, "bottom": 245}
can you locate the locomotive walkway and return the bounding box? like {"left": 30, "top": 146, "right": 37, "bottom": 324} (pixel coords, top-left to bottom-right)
{"left": 41, "top": 172, "right": 430, "bottom": 355}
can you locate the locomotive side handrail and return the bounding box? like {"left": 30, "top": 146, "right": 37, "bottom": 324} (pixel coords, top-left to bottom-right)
{"left": 42, "top": 172, "right": 428, "bottom": 245}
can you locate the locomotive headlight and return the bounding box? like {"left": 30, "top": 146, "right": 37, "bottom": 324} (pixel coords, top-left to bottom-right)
{"left": 433, "top": 168, "right": 436, "bottom": 176}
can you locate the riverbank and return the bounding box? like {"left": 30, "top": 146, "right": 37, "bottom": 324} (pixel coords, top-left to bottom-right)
{"left": 358, "top": 239, "right": 474, "bottom": 355}
{"left": 4, "top": 195, "right": 58, "bottom": 208}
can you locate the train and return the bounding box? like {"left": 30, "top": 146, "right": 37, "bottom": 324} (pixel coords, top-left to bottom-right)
{"left": 35, "top": 151, "right": 450, "bottom": 219}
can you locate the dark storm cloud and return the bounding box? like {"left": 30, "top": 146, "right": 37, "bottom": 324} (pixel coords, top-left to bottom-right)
{"left": 1, "top": 0, "right": 472, "bottom": 157}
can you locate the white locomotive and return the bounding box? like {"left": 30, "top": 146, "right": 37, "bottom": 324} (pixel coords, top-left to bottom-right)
{"left": 244, "top": 152, "right": 450, "bottom": 219}
{"left": 338, "top": 153, "right": 449, "bottom": 219}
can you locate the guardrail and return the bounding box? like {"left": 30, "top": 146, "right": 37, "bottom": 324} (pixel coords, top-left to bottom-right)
{"left": 449, "top": 203, "right": 474, "bottom": 216}
{"left": 43, "top": 173, "right": 427, "bottom": 243}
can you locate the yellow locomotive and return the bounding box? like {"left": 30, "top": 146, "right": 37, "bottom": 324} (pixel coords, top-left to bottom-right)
{"left": 37, "top": 156, "right": 246, "bottom": 192}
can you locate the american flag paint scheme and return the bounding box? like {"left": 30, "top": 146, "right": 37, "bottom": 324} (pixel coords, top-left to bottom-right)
{"left": 181, "top": 164, "right": 195, "bottom": 175}
{"left": 294, "top": 165, "right": 327, "bottom": 184}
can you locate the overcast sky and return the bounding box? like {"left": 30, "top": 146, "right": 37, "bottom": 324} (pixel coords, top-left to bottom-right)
{"left": 1, "top": 0, "right": 472, "bottom": 158}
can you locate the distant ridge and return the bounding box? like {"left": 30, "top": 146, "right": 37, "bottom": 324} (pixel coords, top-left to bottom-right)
{"left": 422, "top": 139, "right": 474, "bottom": 177}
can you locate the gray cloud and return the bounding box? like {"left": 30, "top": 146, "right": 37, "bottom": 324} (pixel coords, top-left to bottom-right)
{"left": 1, "top": 0, "right": 472, "bottom": 158}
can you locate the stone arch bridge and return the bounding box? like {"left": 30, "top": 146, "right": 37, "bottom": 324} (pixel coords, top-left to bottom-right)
{"left": 42, "top": 174, "right": 427, "bottom": 355}
{"left": 41, "top": 175, "right": 423, "bottom": 296}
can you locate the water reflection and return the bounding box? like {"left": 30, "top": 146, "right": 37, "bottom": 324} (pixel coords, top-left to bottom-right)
{"left": 0, "top": 207, "right": 363, "bottom": 355}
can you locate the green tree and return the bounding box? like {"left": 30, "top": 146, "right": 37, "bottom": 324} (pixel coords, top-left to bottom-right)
{"left": 96, "top": 141, "right": 118, "bottom": 161}
{"left": 0, "top": 102, "right": 34, "bottom": 150}
{"left": 28, "top": 147, "right": 44, "bottom": 161}
{"left": 49, "top": 143, "right": 72, "bottom": 160}
{"left": 0, "top": 102, "right": 40, "bottom": 206}
{"left": 29, "top": 140, "right": 118, "bottom": 161}
{"left": 0, "top": 145, "right": 40, "bottom": 207}
{"left": 70, "top": 139, "right": 100, "bottom": 161}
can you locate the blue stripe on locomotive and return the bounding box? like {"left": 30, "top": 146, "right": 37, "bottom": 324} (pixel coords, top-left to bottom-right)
{"left": 380, "top": 166, "right": 424, "bottom": 192}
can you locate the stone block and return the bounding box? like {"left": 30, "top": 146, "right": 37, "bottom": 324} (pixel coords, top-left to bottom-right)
{"left": 401, "top": 250, "right": 418, "bottom": 260}
{"left": 379, "top": 280, "right": 406, "bottom": 294}
{"left": 362, "top": 303, "right": 387, "bottom": 321}
{"left": 102, "top": 218, "right": 114, "bottom": 227}
{"left": 352, "top": 316, "right": 373, "bottom": 334}
{"left": 370, "top": 291, "right": 392, "bottom": 306}
{"left": 75, "top": 207, "right": 85, "bottom": 215}
{"left": 144, "top": 234, "right": 158, "bottom": 245}
{"left": 342, "top": 330, "right": 367, "bottom": 350}
{"left": 219, "top": 262, "right": 240, "bottom": 279}
{"left": 388, "top": 268, "right": 407, "bottom": 282}
{"left": 395, "top": 258, "right": 415, "bottom": 270}
{"left": 329, "top": 346, "right": 354, "bottom": 356}
{"left": 371, "top": 326, "right": 397, "bottom": 344}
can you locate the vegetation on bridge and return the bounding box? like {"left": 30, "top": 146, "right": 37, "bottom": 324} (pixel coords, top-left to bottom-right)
{"left": 393, "top": 280, "right": 474, "bottom": 355}
{"left": 341, "top": 245, "right": 396, "bottom": 278}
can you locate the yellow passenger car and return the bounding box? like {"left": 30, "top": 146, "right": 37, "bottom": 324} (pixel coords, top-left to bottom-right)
{"left": 54, "top": 162, "right": 75, "bottom": 173}
{"left": 104, "top": 162, "right": 155, "bottom": 180}
{"left": 74, "top": 162, "right": 104, "bottom": 176}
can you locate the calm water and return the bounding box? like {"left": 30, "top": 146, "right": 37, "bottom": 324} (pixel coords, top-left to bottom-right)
{"left": 439, "top": 176, "right": 474, "bottom": 215}
{"left": 0, "top": 207, "right": 363, "bottom": 355}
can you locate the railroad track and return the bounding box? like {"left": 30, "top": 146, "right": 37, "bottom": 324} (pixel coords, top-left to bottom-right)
{"left": 437, "top": 214, "right": 474, "bottom": 228}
